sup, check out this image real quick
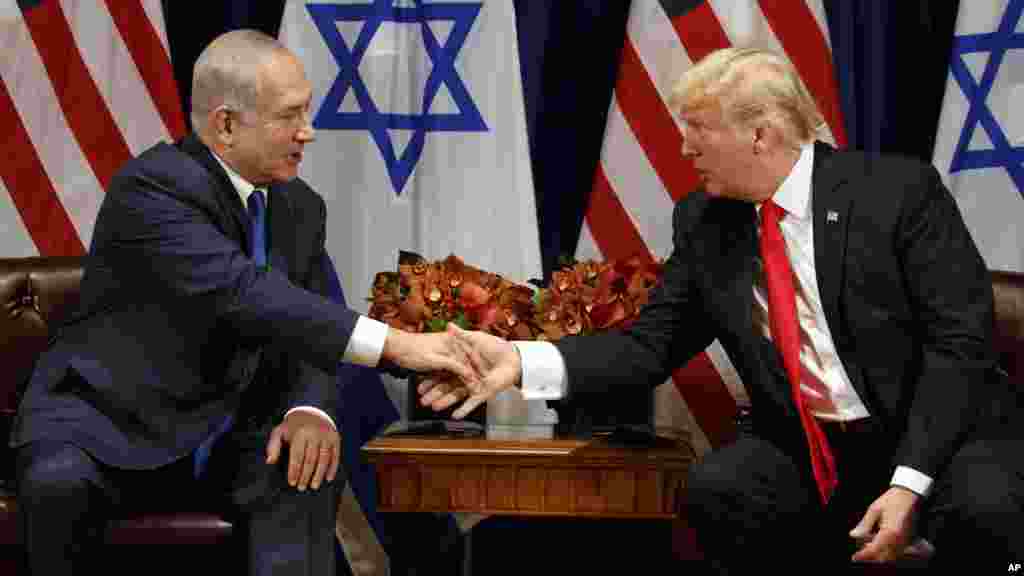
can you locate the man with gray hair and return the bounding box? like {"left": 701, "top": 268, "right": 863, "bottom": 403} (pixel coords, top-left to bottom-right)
{"left": 420, "top": 47, "right": 1023, "bottom": 572}
{"left": 12, "top": 29, "right": 474, "bottom": 574}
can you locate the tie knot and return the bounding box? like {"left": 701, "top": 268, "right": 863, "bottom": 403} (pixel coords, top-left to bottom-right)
{"left": 247, "top": 188, "right": 266, "bottom": 217}
{"left": 761, "top": 199, "right": 783, "bottom": 227}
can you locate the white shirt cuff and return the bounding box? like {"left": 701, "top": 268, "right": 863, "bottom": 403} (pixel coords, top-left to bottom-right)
{"left": 511, "top": 341, "right": 567, "bottom": 400}
{"left": 342, "top": 316, "right": 388, "bottom": 367}
{"left": 284, "top": 406, "right": 337, "bottom": 430}
{"left": 891, "top": 466, "right": 933, "bottom": 498}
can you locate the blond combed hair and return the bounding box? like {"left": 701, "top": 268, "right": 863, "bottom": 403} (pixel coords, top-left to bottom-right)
{"left": 669, "top": 47, "right": 825, "bottom": 148}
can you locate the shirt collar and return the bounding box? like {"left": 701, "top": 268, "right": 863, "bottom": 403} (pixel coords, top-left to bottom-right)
{"left": 761, "top": 143, "right": 815, "bottom": 220}
{"left": 211, "top": 151, "right": 264, "bottom": 206}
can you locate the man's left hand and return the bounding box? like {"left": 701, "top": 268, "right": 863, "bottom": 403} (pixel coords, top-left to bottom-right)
{"left": 265, "top": 411, "right": 340, "bottom": 492}
{"left": 850, "top": 486, "right": 921, "bottom": 563}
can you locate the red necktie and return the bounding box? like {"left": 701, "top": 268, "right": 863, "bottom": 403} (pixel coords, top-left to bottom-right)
{"left": 759, "top": 200, "right": 837, "bottom": 504}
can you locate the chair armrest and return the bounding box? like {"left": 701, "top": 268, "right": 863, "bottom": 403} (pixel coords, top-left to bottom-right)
{"left": 0, "top": 409, "right": 13, "bottom": 491}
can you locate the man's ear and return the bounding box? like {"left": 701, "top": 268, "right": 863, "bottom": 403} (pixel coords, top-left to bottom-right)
{"left": 211, "top": 107, "right": 234, "bottom": 147}
{"left": 752, "top": 121, "right": 782, "bottom": 155}
{"left": 752, "top": 124, "right": 767, "bottom": 155}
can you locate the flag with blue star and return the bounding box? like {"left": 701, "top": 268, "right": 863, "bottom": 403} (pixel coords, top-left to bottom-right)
{"left": 281, "top": 0, "right": 541, "bottom": 312}
{"left": 933, "top": 0, "right": 1024, "bottom": 272}
{"left": 280, "top": 1, "right": 542, "bottom": 572}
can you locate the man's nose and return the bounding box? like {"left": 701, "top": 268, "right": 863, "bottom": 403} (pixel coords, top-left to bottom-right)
{"left": 296, "top": 122, "right": 316, "bottom": 143}
{"left": 681, "top": 137, "right": 697, "bottom": 158}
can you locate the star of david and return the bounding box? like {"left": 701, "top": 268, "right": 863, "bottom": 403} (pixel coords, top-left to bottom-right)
{"left": 947, "top": 0, "right": 1024, "bottom": 198}
{"left": 306, "top": 0, "right": 487, "bottom": 195}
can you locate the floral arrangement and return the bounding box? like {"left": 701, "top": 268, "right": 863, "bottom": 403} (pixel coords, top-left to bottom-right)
{"left": 367, "top": 250, "right": 664, "bottom": 342}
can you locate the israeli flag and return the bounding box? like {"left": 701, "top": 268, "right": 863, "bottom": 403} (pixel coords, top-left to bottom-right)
{"left": 280, "top": 1, "right": 543, "bottom": 572}
{"left": 933, "top": 0, "right": 1024, "bottom": 272}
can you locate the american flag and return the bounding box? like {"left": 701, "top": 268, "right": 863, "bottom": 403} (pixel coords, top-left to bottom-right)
{"left": 0, "top": 0, "right": 185, "bottom": 258}
{"left": 576, "top": 0, "right": 847, "bottom": 456}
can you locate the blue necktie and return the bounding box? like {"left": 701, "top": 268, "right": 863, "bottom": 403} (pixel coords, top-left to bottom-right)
{"left": 193, "top": 189, "right": 266, "bottom": 478}
{"left": 247, "top": 188, "right": 268, "bottom": 269}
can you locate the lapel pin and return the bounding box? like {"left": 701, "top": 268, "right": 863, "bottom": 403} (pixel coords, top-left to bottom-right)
{"left": 826, "top": 210, "right": 839, "bottom": 223}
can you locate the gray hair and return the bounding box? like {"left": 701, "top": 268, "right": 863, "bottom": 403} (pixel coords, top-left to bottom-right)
{"left": 669, "top": 47, "right": 825, "bottom": 148}
{"left": 189, "top": 29, "right": 288, "bottom": 133}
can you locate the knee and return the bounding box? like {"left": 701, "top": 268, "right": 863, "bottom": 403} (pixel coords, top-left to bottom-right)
{"left": 16, "top": 443, "right": 96, "bottom": 507}
{"left": 685, "top": 456, "right": 737, "bottom": 513}
{"left": 945, "top": 443, "right": 1022, "bottom": 524}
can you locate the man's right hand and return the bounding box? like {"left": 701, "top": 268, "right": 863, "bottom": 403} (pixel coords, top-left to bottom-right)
{"left": 381, "top": 328, "right": 478, "bottom": 386}
{"left": 417, "top": 323, "right": 522, "bottom": 419}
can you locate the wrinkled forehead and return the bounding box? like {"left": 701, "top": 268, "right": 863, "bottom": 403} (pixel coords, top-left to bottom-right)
{"left": 254, "top": 52, "right": 309, "bottom": 103}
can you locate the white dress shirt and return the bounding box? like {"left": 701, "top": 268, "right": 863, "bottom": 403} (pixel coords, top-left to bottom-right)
{"left": 514, "top": 144, "right": 932, "bottom": 497}
{"left": 213, "top": 153, "right": 392, "bottom": 430}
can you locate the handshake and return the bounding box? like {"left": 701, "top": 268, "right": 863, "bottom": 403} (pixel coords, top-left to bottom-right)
{"left": 385, "top": 323, "right": 522, "bottom": 420}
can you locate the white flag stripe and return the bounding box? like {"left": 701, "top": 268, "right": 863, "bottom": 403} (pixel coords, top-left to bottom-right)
{"left": 140, "top": 0, "right": 172, "bottom": 55}
{"left": 628, "top": 0, "right": 694, "bottom": 116}
{"left": 708, "top": 0, "right": 775, "bottom": 48}
{"left": 0, "top": 178, "right": 39, "bottom": 257}
{"left": 706, "top": 338, "right": 749, "bottom": 406}
{"left": 60, "top": 0, "right": 172, "bottom": 156}
{"left": 954, "top": 175, "right": 1024, "bottom": 271}
{"left": 801, "top": 0, "right": 832, "bottom": 49}
{"left": 707, "top": 0, "right": 836, "bottom": 145}
{"left": 653, "top": 379, "right": 712, "bottom": 456}
{"left": 575, "top": 221, "right": 602, "bottom": 263}
{"left": 601, "top": 102, "right": 676, "bottom": 260}
{"left": 932, "top": 0, "right": 1023, "bottom": 273}
{"left": 0, "top": 7, "right": 104, "bottom": 245}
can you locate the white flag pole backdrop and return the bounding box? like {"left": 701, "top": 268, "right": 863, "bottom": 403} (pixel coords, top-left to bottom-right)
{"left": 933, "top": 0, "right": 1024, "bottom": 273}
{"left": 577, "top": 0, "right": 847, "bottom": 457}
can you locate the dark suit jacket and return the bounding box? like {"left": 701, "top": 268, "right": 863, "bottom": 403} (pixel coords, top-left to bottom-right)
{"left": 12, "top": 135, "right": 360, "bottom": 470}
{"left": 556, "top": 142, "right": 1016, "bottom": 480}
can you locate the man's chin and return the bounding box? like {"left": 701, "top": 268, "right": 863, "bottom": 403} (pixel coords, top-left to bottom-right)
{"left": 272, "top": 168, "right": 300, "bottom": 183}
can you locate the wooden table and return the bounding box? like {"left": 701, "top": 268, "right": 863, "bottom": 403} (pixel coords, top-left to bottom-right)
{"left": 362, "top": 426, "right": 695, "bottom": 519}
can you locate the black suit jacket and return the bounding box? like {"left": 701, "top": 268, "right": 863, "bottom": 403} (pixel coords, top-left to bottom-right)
{"left": 557, "top": 142, "right": 1015, "bottom": 480}
{"left": 12, "top": 135, "right": 359, "bottom": 470}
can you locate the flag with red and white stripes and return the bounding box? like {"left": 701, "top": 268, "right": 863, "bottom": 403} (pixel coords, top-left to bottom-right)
{"left": 578, "top": 0, "right": 846, "bottom": 456}
{"left": 0, "top": 0, "right": 185, "bottom": 258}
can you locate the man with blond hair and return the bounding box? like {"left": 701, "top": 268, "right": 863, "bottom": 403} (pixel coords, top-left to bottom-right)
{"left": 13, "top": 29, "right": 473, "bottom": 575}
{"left": 420, "top": 47, "right": 1023, "bottom": 572}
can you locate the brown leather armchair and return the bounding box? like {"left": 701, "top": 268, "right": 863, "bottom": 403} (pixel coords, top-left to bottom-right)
{"left": 0, "top": 257, "right": 231, "bottom": 571}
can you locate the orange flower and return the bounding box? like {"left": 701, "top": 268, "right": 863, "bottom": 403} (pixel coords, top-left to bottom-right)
{"left": 367, "top": 251, "right": 663, "bottom": 342}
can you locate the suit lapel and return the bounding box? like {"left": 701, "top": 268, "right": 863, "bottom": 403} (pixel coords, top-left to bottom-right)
{"left": 267, "top": 185, "right": 296, "bottom": 280}
{"left": 730, "top": 202, "right": 758, "bottom": 332}
{"left": 179, "top": 135, "right": 249, "bottom": 245}
{"left": 735, "top": 201, "right": 798, "bottom": 415}
{"left": 811, "top": 142, "right": 853, "bottom": 353}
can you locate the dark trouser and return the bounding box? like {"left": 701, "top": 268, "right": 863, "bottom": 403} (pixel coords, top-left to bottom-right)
{"left": 685, "top": 417, "right": 1024, "bottom": 574}
{"left": 16, "top": 435, "right": 339, "bottom": 576}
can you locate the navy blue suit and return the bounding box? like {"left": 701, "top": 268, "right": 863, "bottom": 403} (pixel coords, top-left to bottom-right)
{"left": 12, "top": 135, "right": 357, "bottom": 574}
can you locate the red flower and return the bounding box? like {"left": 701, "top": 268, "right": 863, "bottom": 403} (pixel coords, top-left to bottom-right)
{"left": 367, "top": 252, "right": 663, "bottom": 342}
